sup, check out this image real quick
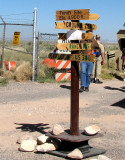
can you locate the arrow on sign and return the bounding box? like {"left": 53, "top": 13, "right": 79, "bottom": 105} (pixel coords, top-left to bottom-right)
{"left": 89, "top": 13, "right": 100, "bottom": 20}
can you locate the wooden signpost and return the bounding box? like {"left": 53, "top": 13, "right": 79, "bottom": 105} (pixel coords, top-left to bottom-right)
{"left": 46, "top": 9, "right": 106, "bottom": 159}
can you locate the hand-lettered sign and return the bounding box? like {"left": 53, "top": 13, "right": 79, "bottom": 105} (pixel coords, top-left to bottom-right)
{"left": 55, "top": 21, "right": 97, "bottom": 30}
{"left": 56, "top": 9, "right": 90, "bottom": 21}
{"left": 56, "top": 43, "right": 91, "bottom": 50}
{"left": 48, "top": 53, "right": 95, "bottom": 62}
{"left": 13, "top": 32, "right": 20, "bottom": 45}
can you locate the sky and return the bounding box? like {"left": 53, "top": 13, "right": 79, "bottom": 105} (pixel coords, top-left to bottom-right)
{"left": 0, "top": 0, "right": 125, "bottom": 42}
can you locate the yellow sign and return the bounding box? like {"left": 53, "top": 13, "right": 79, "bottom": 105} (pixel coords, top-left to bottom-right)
{"left": 56, "top": 9, "right": 90, "bottom": 21}
{"left": 56, "top": 43, "right": 91, "bottom": 50}
{"left": 48, "top": 53, "right": 95, "bottom": 62}
{"left": 13, "top": 32, "right": 20, "bottom": 45}
{"left": 55, "top": 21, "right": 97, "bottom": 30}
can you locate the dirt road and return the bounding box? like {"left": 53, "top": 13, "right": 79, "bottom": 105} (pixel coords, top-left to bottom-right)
{"left": 0, "top": 79, "right": 124, "bottom": 160}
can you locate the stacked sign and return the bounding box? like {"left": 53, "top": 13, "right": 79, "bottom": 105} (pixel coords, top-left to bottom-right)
{"left": 49, "top": 9, "right": 100, "bottom": 81}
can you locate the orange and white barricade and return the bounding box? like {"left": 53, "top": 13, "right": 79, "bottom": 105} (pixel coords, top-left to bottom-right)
{"left": 55, "top": 38, "right": 71, "bottom": 81}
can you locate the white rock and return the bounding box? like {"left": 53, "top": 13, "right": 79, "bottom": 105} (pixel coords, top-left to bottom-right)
{"left": 98, "top": 155, "right": 112, "bottom": 160}
{"left": 84, "top": 125, "right": 100, "bottom": 135}
{"left": 67, "top": 148, "right": 83, "bottom": 159}
{"left": 17, "top": 135, "right": 35, "bottom": 144}
{"left": 36, "top": 143, "right": 56, "bottom": 152}
{"left": 52, "top": 124, "right": 64, "bottom": 135}
{"left": 37, "top": 134, "right": 49, "bottom": 144}
{"left": 19, "top": 139, "right": 37, "bottom": 152}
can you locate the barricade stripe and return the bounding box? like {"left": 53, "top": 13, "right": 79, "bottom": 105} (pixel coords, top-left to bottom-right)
{"left": 56, "top": 60, "right": 62, "bottom": 68}
{"left": 67, "top": 73, "right": 71, "bottom": 80}
{"left": 56, "top": 60, "right": 71, "bottom": 69}
{"left": 62, "top": 60, "right": 71, "bottom": 69}
{"left": 55, "top": 73, "right": 71, "bottom": 81}
{"left": 56, "top": 73, "right": 66, "bottom": 81}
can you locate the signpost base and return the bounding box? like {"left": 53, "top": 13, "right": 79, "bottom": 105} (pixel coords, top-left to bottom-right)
{"left": 46, "top": 130, "right": 106, "bottom": 159}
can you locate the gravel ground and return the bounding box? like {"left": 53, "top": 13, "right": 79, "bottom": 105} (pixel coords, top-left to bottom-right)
{"left": 0, "top": 79, "right": 125, "bottom": 160}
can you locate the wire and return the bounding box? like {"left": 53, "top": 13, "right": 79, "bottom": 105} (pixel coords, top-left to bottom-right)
{"left": 0, "top": 12, "right": 33, "bottom": 16}
{"left": 3, "top": 18, "right": 33, "bottom": 21}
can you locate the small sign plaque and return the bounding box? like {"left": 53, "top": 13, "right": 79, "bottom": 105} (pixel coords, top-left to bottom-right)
{"left": 13, "top": 32, "right": 20, "bottom": 45}
{"left": 56, "top": 43, "right": 91, "bottom": 50}
{"left": 48, "top": 53, "right": 95, "bottom": 62}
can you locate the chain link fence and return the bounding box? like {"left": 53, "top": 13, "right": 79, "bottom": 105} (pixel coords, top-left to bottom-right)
{"left": 36, "top": 33, "right": 58, "bottom": 81}
{"left": 0, "top": 11, "right": 35, "bottom": 74}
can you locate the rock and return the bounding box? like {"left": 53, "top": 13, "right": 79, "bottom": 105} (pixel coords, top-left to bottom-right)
{"left": 36, "top": 143, "right": 56, "bottom": 152}
{"left": 98, "top": 155, "right": 112, "bottom": 160}
{"left": 84, "top": 125, "right": 100, "bottom": 136}
{"left": 17, "top": 135, "right": 35, "bottom": 144}
{"left": 67, "top": 148, "right": 83, "bottom": 159}
{"left": 52, "top": 124, "right": 64, "bottom": 135}
{"left": 37, "top": 134, "right": 49, "bottom": 144}
{"left": 19, "top": 139, "right": 37, "bottom": 152}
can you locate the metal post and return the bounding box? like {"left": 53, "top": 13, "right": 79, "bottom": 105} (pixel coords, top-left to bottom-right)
{"left": 0, "top": 16, "right": 6, "bottom": 69}
{"left": 32, "top": 8, "right": 37, "bottom": 82}
{"left": 1, "top": 24, "right": 6, "bottom": 69}
{"left": 37, "top": 31, "right": 40, "bottom": 81}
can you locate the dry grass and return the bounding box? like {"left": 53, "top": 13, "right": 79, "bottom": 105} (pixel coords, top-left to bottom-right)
{"left": 14, "top": 61, "right": 32, "bottom": 82}
{"left": 2, "top": 70, "right": 15, "bottom": 80}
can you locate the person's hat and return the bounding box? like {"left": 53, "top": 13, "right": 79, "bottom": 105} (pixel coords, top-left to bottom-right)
{"left": 96, "top": 34, "right": 100, "bottom": 38}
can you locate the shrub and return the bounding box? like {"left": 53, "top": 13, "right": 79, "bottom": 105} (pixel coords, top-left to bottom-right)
{"left": 15, "top": 61, "right": 32, "bottom": 82}
{"left": 3, "top": 71, "right": 15, "bottom": 80}
{"left": 0, "top": 77, "right": 8, "bottom": 87}
{"left": 38, "top": 64, "right": 56, "bottom": 83}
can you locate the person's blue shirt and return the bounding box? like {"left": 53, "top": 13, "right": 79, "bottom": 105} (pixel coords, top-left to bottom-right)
{"left": 93, "top": 52, "right": 101, "bottom": 57}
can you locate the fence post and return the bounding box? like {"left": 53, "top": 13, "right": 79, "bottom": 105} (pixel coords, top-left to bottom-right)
{"left": 0, "top": 16, "right": 6, "bottom": 69}
{"left": 32, "top": 8, "right": 37, "bottom": 82}
{"left": 107, "top": 51, "right": 109, "bottom": 68}
{"left": 36, "top": 32, "right": 40, "bottom": 81}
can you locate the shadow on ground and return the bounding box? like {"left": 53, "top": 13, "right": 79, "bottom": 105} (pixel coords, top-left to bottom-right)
{"left": 104, "top": 86, "right": 125, "bottom": 92}
{"left": 111, "top": 98, "right": 125, "bottom": 109}
{"left": 112, "top": 74, "right": 123, "bottom": 81}
{"left": 60, "top": 85, "right": 71, "bottom": 90}
{"left": 15, "top": 123, "right": 50, "bottom": 134}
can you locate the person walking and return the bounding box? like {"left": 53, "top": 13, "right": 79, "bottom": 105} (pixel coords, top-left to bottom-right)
{"left": 91, "top": 34, "right": 105, "bottom": 83}
{"left": 79, "top": 30, "right": 100, "bottom": 93}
